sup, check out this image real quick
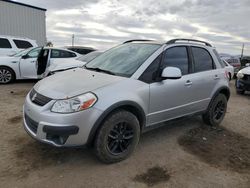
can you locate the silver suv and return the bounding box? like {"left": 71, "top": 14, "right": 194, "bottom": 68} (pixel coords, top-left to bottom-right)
{"left": 23, "top": 39, "right": 230, "bottom": 163}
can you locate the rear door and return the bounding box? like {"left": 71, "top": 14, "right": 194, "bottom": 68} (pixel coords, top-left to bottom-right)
{"left": 37, "top": 48, "right": 50, "bottom": 76}
{"left": 189, "top": 46, "right": 220, "bottom": 107}
{"left": 19, "top": 47, "right": 42, "bottom": 78}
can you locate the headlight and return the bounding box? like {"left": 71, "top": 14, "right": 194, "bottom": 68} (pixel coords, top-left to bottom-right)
{"left": 237, "top": 71, "right": 244, "bottom": 79}
{"left": 51, "top": 92, "right": 97, "bottom": 113}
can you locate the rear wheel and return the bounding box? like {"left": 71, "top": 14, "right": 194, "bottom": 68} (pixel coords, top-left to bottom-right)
{"left": 94, "top": 110, "right": 140, "bottom": 163}
{"left": 202, "top": 94, "right": 227, "bottom": 127}
{"left": 0, "top": 67, "right": 15, "bottom": 84}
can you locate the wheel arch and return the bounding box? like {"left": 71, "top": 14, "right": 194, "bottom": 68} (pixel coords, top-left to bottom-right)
{"left": 86, "top": 101, "right": 146, "bottom": 146}
{"left": 217, "top": 86, "right": 230, "bottom": 100}
{"left": 207, "top": 86, "right": 230, "bottom": 112}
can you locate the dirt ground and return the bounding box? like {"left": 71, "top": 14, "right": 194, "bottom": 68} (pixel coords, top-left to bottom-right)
{"left": 0, "top": 80, "right": 249, "bottom": 188}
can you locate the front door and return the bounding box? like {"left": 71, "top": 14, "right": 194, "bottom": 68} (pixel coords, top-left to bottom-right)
{"left": 19, "top": 47, "right": 42, "bottom": 78}
{"left": 148, "top": 46, "right": 198, "bottom": 126}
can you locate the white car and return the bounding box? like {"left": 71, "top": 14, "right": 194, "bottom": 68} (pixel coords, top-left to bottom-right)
{"left": 45, "top": 51, "right": 103, "bottom": 75}
{"left": 222, "top": 59, "right": 234, "bottom": 80}
{"left": 0, "top": 47, "right": 81, "bottom": 84}
{"left": 0, "top": 35, "right": 37, "bottom": 56}
{"left": 235, "top": 63, "right": 250, "bottom": 94}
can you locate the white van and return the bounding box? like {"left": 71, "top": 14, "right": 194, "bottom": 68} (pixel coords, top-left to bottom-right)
{"left": 0, "top": 35, "right": 38, "bottom": 56}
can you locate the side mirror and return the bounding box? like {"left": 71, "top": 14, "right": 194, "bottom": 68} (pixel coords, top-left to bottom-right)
{"left": 246, "top": 63, "right": 250, "bottom": 67}
{"left": 22, "top": 54, "right": 29, "bottom": 59}
{"left": 161, "top": 67, "right": 182, "bottom": 80}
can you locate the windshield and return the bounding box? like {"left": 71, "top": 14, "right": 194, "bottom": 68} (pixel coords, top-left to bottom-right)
{"left": 77, "top": 51, "right": 102, "bottom": 63}
{"left": 11, "top": 48, "right": 33, "bottom": 57}
{"left": 85, "top": 43, "right": 160, "bottom": 77}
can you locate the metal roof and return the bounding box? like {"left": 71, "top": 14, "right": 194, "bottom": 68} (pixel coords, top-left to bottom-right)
{"left": 1, "top": 0, "right": 47, "bottom": 11}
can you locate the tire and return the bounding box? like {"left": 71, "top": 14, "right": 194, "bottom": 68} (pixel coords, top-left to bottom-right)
{"left": 202, "top": 94, "right": 227, "bottom": 127}
{"left": 0, "top": 67, "right": 15, "bottom": 84}
{"left": 94, "top": 110, "right": 140, "bottom": 163}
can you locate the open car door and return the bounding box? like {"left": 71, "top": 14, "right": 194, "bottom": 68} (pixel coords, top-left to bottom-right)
{"left": 37, "top": 48, "right": 50, "bottom": 76}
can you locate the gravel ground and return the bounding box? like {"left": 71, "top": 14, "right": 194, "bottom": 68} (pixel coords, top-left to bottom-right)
{"left": 0, "top": 80, "right": 249, "bottom": 188}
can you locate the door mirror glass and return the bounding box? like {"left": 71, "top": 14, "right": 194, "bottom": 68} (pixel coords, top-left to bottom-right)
{"left": 161, "top": 67, "right": 182, "bottom": 80}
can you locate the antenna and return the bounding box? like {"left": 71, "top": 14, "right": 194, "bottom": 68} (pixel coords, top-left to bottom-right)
{"left": 241, "top": 43, "right": 244, "bottom": 59}
{"left": 72, "top": 34, "right": 75, "bottom": 47}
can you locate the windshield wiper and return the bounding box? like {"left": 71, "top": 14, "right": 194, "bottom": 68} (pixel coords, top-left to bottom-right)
{"left": 84, "top": 66, "right": 116, "bottom": 75}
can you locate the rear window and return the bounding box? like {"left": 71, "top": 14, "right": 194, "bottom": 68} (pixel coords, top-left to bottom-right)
{"left": 213, "top": 49, "right": 224, "bottom": 68}
{"left": 0, "top": 38, "right": 12, "bottom": 48}
{"left": 13, "top": 40, "right": 33, "bottom": 49}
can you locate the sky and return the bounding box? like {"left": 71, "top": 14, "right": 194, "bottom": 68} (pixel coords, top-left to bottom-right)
{"left": 14, "top": 0, "right": 250, "bottom": 55}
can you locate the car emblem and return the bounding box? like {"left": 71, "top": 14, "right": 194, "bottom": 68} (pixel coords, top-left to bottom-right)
{"left": 32, "top": 93, "right": 37, "bottom": 101}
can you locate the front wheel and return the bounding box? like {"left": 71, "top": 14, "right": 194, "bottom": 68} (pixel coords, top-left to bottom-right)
{"left": 0, "top": 67, "right": 15, "bottom": 84}
{"left": 94, "top": 110, "right": 140, "bottom": 163}
{"left": 202, "top": 94, "right": 227, "bottom": 127}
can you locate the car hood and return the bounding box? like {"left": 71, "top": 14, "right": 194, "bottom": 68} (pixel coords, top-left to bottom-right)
{"left": 34, "top": 68, "right": 126, "bottom": 99}
{"left": 0, "top": 56, "right": 19, "bottom": 63}
{"left": 48, "top": 60, "right": 86, "bottom": 72}
{"left": 240, "top": 67, "right": 250, "bottom": 75}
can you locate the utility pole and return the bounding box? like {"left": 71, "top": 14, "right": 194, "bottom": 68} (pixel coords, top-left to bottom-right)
{"left": 72, "top": 34, "right": 75, "bottom": 47}
{"left": 241, "top": 43, "right": 244, "bottom": 59}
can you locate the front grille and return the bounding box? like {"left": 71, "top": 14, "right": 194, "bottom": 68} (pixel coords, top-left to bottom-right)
{"left": 25, "top": 114, "right": 38, "bottom": 134}
{"left": 30, "top": 89, "right": 52, "bottom": 106}
{"left": 243, "top": 74, "right": 250, "bottom": 81}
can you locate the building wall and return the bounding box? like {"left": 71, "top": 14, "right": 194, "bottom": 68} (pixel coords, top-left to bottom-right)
{"left": 0, "top": 0, "right": 46, "bottom": 45}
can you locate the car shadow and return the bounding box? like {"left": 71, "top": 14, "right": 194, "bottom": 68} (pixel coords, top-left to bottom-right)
{"left": 2, "top": 115, "right": 201, "bottom": 179}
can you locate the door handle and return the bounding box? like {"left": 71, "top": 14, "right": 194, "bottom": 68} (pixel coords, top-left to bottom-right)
{"left": 185, "top": 80, "right": 192, "bottom": 86}
{"left": 30, "top": 61, "right": 36, "bottom": 63}
{"left": 214, "top": 75, "right": 220, "bottom": 80}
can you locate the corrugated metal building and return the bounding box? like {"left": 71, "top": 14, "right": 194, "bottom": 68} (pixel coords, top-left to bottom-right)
{"left": 0, "top": 0, "right": 46, "bottom": 45}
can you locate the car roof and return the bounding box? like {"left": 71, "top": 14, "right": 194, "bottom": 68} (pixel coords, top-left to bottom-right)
{"left": 124, "top": 38, "right": 213, "bottom": 48}
{"left": 0, "top": 35, "right": 35, "bottom": 41}
{"left": 43, "top": 47, "right": 81, "bottom": 54}
{"left": 64, "top": 46, "right": 96, "bottom": 50}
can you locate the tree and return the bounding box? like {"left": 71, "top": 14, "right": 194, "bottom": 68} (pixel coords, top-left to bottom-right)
{"left": 46, "top": 41, "right": 53, "bottom": 47}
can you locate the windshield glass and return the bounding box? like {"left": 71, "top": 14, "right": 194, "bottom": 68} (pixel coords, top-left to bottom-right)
{"left": 77, "top": 51, "right": 102, "bottom": 62}
{"left": 11, "top": 48, "right": 33, "bottom": 57}
{"left": 85, "top": 43, "right": 160, "bottom": 77}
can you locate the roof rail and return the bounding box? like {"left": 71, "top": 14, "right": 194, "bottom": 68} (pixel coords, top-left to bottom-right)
{"left": 166, "top": 38, "right": 212, "bottom": 47}
{"left": 123, "top": 39, "right": 153, "bottom": 44}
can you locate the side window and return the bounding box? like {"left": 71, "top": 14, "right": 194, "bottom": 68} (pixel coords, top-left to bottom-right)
{"left": 27, "top": 48, "right": 41, "bottom": 58}
{"left": 51, "top": 50, "right": 76, "bottom": 58}
{"left": 0, "top": 38, "right": 12, "bottom": 48}
{"left": 192, "top": 47, "right": 214, "bottom": 72}
{"left": 51, "top": 49, "right": 60, "bottom": 58}
{"left": 139, "top": 54, "right": 162, "bottom": 83}
{"left": 60, "top": 50, "right": 76, "bottom": 58}
{"left": 13, "top": 40, "right": 33, "bottom": 49}
{"left": 162, "top": 47, "right": 189, "bottom": 75}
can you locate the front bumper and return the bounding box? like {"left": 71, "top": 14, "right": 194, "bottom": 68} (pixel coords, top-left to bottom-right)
{"left": 23, "top": 93, "right": 103, "bottom": 147}
{"left": 236, "top": 78, "right": 250, "bottom": 91}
